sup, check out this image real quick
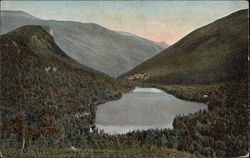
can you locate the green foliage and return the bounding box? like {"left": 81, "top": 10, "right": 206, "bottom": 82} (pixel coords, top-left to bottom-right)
{"left": 159, "top": 80, "right": 248, "bottom": 157}
{"left": 0, "top": 25, "right": 134, "bottom": 151}
{"left": 1, "top": 148, "right": 205, "bottom": 158}
{"left": 0, "top": 11, "right": 248, "bottom": 157}
{"left": 124, "top": 9, "right": 248, "bottom": 85}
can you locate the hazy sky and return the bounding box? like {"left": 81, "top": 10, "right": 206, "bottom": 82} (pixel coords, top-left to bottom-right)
{"left": 1, "top": 1, "right": 248, "bottom": 44}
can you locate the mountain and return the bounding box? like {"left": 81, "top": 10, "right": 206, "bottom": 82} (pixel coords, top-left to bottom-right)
{"left": 0, "top": 25, "right": 134, "bottom": 145}
{"left": 116, "top": 31, "right": 138, "bottom": 37}
{"left": 152, "top": 41, "right": 169, "bottom": 48}
{"left": 124, "top": 9, "right": 248, "bottom": 84}
{"left": 0, "top": 10, "right": 164, "bottom": 77}
{"left": 116, "top": 30, "right": 169, "bottom": 48}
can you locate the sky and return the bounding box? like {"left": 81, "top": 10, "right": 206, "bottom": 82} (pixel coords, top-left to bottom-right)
{"left": 1, "top": 1, "right": 248, "bottom": 45}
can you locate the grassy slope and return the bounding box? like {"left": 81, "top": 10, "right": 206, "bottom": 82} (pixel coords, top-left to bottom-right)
{"left": 0, "top": 25, "right": 134, "bottom": 146}
{"left": 124, "top": 9, "right": 248, "bottom": 84}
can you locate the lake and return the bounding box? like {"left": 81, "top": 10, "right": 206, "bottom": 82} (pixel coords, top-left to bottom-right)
{"left": 95, "top": 87, "right": 207, "bottom": 134}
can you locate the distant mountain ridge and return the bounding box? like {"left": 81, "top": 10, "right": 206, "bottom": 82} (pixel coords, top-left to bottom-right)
{"left": 116, "top": 30, "right": 169, "bottom": 48}
{"left": 152, "top": 41, "right": 169, "bottom": 48}
{"left": 1, "top": 10, "right": 164, "bottom": 77}
{"left": 124, "top": 9, "right": 248, "bottom": 84}
{"left": 1, "top": 10, "right": 39, "bottom": 20}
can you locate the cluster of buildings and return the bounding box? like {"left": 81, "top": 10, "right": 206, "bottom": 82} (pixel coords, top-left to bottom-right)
{"left": 127, "top": 72, "right": 150, "bottom": 80}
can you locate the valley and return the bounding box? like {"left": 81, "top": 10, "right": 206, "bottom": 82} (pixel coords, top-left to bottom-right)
{"left": 1, "top": 10, "right": 165, "bottom": 77}
{"left": 0, "top": 7, "right": 248, "bottom": 158}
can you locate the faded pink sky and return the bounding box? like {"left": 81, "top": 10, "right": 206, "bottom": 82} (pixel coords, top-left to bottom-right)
{"left": 1, "top": 1, "right": 248, "bottom": 45}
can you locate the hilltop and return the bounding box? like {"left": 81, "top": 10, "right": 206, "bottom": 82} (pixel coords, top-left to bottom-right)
{"left": 124, "top": 9, "right": 248, "bottom": 84}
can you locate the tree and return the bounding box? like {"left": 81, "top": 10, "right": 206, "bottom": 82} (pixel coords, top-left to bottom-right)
{"left": 41, "top": 115, "right": 63, "bottom": 145}
{"left": 9, "top": 113, "right": 29, "bottom": 151}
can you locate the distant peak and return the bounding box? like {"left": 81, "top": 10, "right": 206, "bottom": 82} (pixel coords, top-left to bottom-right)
{"left": 152, "top": 41, "right": 170, "bottom": 48}
{"left": 14, "top": 25, "right": 46, "bottom": 32}
{"left": 115, "top": 31, "right": 137, "bottom": 37}
{"left": 9, "top": 25, "right": 53, "bottom": 41}
{"left": 1, "top": 10, "right": 40, "bottom": 20}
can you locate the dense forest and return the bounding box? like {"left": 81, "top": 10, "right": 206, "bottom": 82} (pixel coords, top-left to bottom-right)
{"left": 0, "top": 9, "right": 249, "bottom": 158}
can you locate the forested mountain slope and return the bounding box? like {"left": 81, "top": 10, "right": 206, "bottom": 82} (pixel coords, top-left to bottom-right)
{"left": 124, "top": 9, "right": 248, "bottom": 84}
{"left": 0, "top": 25, "right": 133, "bottom": 147}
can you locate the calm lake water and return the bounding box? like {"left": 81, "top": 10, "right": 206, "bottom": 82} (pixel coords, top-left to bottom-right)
{"left": 95, "top": 87, "right": 207, "bottom": 134}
